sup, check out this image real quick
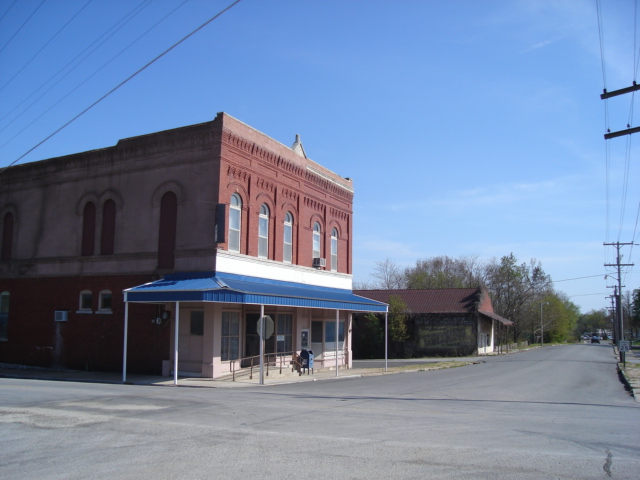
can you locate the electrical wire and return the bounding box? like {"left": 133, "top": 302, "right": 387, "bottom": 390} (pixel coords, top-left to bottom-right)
{"left": 0, "top": 0, "right": 190, "bottom": 152}
{"left": 596, "top": 0, "right": 611, "bottom": 246}
{"left": 0, "top": 0, "right": 93, "bottom": 92}
{"left": 0, "top": 0, "right": 47, "bottom": 56}
{"left": 0, "top": 0, "right": 152, "bottom": 133}
{"left": 0, "top": 0, "right": 243, "bottom": 174}
{"left": 552, "top": 274, "right": 608, "bottom": 283}
{"left": 0, "top": 0, "right": 19, "bottom": 24}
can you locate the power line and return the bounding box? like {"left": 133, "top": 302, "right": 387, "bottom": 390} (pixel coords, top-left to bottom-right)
{"left": 0, "top": 0, "right": 19, "bottom": 24}
{"left": 0, "top": 0, "right": 152, "bottom": 131}
{"left": 0, "top": 0, "right": 47, "bottom": 56}
{"left": 552, "top": 274, "right": 606, "bottom": 283}
{"left": 0, "top": 0, "right": 93, "bottom": 93}
{"left": 0, "top": 0, "right": 189, "bottom": 152}
{"left": 0, "top": 0, "right": 243, "bottom": 174}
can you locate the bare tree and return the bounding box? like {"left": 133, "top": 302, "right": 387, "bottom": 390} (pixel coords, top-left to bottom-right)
{"left": 371, "top": 258, "right": 406, "bottom": 289}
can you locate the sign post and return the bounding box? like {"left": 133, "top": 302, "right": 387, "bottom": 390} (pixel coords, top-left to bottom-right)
{"left": 619, "top": 340, "right": 630, "bottom": 367}
{"left": 256, "top": 312, "right": 273, "bottom": 385}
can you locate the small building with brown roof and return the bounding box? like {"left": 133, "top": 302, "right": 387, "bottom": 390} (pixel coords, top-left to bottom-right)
{"left": 353, "top": 287, "right": 513, "bottom": 358}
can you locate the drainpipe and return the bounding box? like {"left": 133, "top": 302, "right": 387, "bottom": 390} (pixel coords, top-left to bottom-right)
{"left": 122, "top": 299, "right": 129, "bottom": 383}
{"left": 174, "top": 302, "right": 180, "bottom": 386}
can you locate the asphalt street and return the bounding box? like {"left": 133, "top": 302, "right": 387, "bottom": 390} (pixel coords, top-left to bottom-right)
{"left": 1, "top": 344, "right": 638, "bottom": 479}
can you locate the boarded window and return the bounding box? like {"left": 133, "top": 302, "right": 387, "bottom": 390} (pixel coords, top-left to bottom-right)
{"left": 81, "top": 202, "right": 96, "bottom": 256}
{"left": 100, "top": 200, "right": 116, "bottom": 255}
{"left": 1, "top": 213, "right": 14, "bottom": 261}
{"left": 158, "top": 192, "right": 177, "bottom": 269}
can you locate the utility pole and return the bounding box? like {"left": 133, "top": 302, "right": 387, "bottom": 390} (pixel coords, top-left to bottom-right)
{"left": 601, "top": 82, "right": 640, "bottom": 138}
{"left": 605, "top": 294, "right": 616, "bottom": 343}
{"left": 604, "top": 242, "right": 635, "bottom": 362}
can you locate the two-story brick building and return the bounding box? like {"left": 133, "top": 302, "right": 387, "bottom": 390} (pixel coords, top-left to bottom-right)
{"left": 0, "top": 112, "right": 386, "bottom": 379}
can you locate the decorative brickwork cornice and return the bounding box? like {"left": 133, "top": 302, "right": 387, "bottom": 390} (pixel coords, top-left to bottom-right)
{"left": 304, "top": 196, "right": 326, "bottom": 215}
{"left": 280, "top": 188, "right": 299, "bottom": 203}
{"left": 227, "top": 165, "right": 250, "bottom": 185}
{"left": 305, "top": 169, "right": 353, "bottom": 201}
{"left": 255, "top": 176, "right": 276, "bottom": 194}
{"left": 330, "top": 207, "right": 350, "bottom": 222}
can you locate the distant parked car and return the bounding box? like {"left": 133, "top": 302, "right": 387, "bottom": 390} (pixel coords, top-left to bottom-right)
{"left": 591, "top": 335, "right": 600, "bottom": 344}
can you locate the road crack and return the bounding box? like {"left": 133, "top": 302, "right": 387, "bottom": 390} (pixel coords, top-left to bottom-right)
{"left": 603, "top": 449, "right": 612, "bottom": 477}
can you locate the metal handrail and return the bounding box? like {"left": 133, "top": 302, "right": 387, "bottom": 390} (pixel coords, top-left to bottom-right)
{"left": 226, "top": 348, "right": 350, "bottom": 380}
{"left": 228, "top": 350, "right": 299, "bottom": 381}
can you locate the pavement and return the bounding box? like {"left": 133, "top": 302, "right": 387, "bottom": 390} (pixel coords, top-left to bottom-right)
{"left": 1, "top": 344, "right": 638, "bottom": 398}
{"left": 0, "top": 358, "right": 479, "bottom": 389}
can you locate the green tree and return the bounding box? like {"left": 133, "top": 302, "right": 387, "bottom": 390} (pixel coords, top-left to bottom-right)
{"left": 576, "top": 309, "right": 610, "bottom": 337}
{"left": 631, "top": 289, "right": 640, "bottom": 338}
{"left": 483, "top": 253, "right": 552, "bottom": 342}
{"left": 388, "top": 295, "right": 409, "bottom": 343}
{"left": 542, "top": 293, "right": 580, "bottom": 343}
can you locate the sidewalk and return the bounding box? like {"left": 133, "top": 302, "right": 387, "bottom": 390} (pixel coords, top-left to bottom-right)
{"left": 0, "top": 359, "right": 477, "bottom": 389}
{"left": 618, "top": 345, "right": 640, "bottom": 402}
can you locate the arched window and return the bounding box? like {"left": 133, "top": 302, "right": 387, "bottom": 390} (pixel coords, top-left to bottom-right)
{"left": 81, "top": 202, "right": 96, "bottom": 256}
{"left": 331, "top": 228, "right": 338, "bottom": 271}
{"left": 283, "top": 212, "right": 293, "bottom": 263}
{"left": 312, "top": 222, "right": 321, "bottom": 259}
{"left": 158, "top": 192, "right": 177, "bottom": 269}
{"left": 258, "top": 204, "right": 269, "bottom": 258}
{"left": 100, "top": 200, "right": 116, "bottom": 255}
{"left": 229, "top": 194, "right": 242, "bottom": 253}
{"left": 1, "top": 212, "right": 14, "bottom": 261}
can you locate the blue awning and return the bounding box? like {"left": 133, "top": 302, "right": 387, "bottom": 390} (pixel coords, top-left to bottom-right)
{"left": 124, "top": 272, "right": 388, "bottom": 312}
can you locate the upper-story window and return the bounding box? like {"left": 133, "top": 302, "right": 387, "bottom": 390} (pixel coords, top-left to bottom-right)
{"left": 283, "top": 212, "right": 293, "bottom": 263}
{"left": 312, "top": 222, "right": 321, "bottom": 259}
{"left": 1, "top": 212, "right": 14, "bottom": 261}
{"left": 100, "top": 200, "right": 116, "bottom": 255}
{"left": 229, "top": 194, "right": 242, "bottom": 253}
{"left": 258, "top": 204, "right": 269, "bottom": 258}
{"left": 331, "top": 228, "right": 338, "bottom": 271}
{"left": 81, "top": 202, "right": 96, "bottom": 256}
{"left": 158, "top": 192, "right": 177, "bottom": 269}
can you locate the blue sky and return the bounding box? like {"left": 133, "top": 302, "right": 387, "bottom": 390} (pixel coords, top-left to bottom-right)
{"left": 1, "top": 0, "right": 638, "bottom": 313}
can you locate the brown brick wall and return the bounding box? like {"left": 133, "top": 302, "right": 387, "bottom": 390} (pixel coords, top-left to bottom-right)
{"left": 0, "top": 274, "right": 168, "bottom": 374}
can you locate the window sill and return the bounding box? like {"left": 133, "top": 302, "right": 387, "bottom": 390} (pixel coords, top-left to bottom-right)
{"left": 76, "top": 310, "right": 93, "bottom": 314}
{"left": 96, "top": 310, "right": 113, "bottom": 315}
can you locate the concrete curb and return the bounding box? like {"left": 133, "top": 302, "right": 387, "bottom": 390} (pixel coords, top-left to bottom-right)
{"left": 616, "top": 364, "right": 637, "bottom": 400}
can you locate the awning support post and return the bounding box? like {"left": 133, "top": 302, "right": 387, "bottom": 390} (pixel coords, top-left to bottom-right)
{"left": 122, "top": 300, "right": 129, "bottom": 383}
{"left": 336, "top": 309, "right": 339, "bottom": 377}
{"left": 259, "top": 304, "right": 265, "bottom": 385}
{"left": 174, "top": 302, "right": 180, "bottom": 386}
{"left": 385, "top": 310, "right": 388, "bottom": 372}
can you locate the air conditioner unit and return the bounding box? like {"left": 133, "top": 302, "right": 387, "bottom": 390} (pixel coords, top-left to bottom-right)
{"left": 312, "top": 257, "right": 326, "bottom": 268}
{"left": 54, "top": 310, "right": 68, "bottom": 322}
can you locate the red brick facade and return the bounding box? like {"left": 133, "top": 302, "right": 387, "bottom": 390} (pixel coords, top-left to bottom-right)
{"left": 0, "top": 113, "right": 355, "bottom": 374}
